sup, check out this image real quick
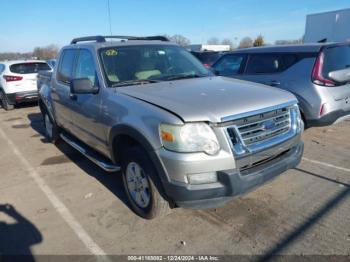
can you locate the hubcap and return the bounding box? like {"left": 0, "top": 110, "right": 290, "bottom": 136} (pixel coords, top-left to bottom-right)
{"left": 126, "top": 162, "right": 151, "bottom": 208}
{"left": 45, "top": 114, "right": 53, "bottom": 139}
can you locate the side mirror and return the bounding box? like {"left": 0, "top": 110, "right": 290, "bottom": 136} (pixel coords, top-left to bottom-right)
{"left": 70, "top": 78, "right": 98, "bottom": 95}
{"left": 328, "top": 68, "right": 350, "bottom": 83}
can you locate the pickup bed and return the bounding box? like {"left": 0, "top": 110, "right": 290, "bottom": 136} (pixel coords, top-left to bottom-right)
{"left": 38, "top": 35, "right": 304, "bottom": 219}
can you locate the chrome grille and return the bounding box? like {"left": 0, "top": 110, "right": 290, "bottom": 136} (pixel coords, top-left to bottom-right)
{"left": 227, "top": 107, "right": 291, "bottom": 147}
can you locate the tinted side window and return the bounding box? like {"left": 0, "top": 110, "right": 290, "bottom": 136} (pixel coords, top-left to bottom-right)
{"left": 192, "top": 52, "right": 221, "bottom": 65}
{"left": 323, "top": 45, "right": 350, "bottom": 76}
{"left": 245, "top": 54, "right": 283, "bottom": 74}
{"left": 0, "top": 64, "right": 5, "bottom": 74}
{"left": 74, "top": 50, "right": 96, "bottom": 85}
{"left": 214, "top": 55, "right": 245, "bottom": 76}
{"left": 282, "top": 54, "right": 299, "bottom": 69}
{"left": 57, "top": 50, "right": 76, "bottom": 84}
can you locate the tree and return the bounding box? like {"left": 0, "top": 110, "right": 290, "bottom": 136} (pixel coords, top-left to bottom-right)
{"left": 0, "top": 44, "right": 59, "bottom": 61}
{"left": 32, "top": 44, "right": 59, "bottom": 60}
{"left": 168, "top": 34, "right": 190, "bottom": 46}
{"left": 221, "top": 38, "right": 234, "bottom": 50}
{"left": 207, "top": 37, "right": 219, "bottom": 45}
{"left": 253, "top": 34, "right": 265, "bottom": 47}
{"left": 238, "top": 37, "right": 253, "bottom": 49}
{"left": 275, "top": 38, "right": 303, "bottom": 45}
{"left": 0, "top": 52, "right": 32, "bottom": 61}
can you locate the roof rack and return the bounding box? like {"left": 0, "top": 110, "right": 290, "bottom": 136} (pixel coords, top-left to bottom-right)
{"left": 70, "top": 35, "right": 169, "bottom": 44}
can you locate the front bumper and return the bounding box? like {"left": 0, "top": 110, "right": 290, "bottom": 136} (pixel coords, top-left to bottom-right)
{"left": 7, "top": 91, "right": 39, "bottom": 105}
{"left": 162, "top": 141, "right": 304, "bottom": 209}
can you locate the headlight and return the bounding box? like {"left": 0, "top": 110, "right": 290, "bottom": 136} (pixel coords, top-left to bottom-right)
{"left": 291, "top": 104, "right": 304, "bottom": 133}
{"left": 160, "top": 123, "right": 220, "bottom": 155}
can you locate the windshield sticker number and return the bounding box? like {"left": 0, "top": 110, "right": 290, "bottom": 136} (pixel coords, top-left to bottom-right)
{"left": 105, "top": 49, "right": 118, "bottom": 56}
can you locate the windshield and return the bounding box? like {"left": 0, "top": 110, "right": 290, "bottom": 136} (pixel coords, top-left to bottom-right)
{"left": 99, "top": 45, "right": 210, "bottom": 86}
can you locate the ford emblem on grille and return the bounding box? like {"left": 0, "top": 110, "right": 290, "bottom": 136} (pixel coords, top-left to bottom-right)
{"left": 262, "top": 119, "right": 276, "bottom": 130}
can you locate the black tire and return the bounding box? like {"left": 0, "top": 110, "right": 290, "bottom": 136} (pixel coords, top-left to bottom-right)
{"left": 121, "top": 146, "right": 171, "bottom": 219}
{"left": 0, "top": 91, "right": 14, "bottom": 111}
{"left": 42, "top": 110, "right": 60, "bottom": 144}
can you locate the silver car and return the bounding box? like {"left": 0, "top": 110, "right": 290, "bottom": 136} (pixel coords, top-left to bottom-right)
{"left": 212, "top": 43, "right": 350, "bottom": 127}
{"left": 39, "top": 36, "right": 304, "bottom": 219}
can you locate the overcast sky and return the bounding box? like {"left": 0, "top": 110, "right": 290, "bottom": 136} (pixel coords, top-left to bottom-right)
{"left": 0, "top": 0, "right": 349, "bottom": 52}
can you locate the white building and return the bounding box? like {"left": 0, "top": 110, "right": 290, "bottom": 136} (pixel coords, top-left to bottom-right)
{"left": 304, "top": 8, "right": 350, "bottom": 43}
{"left": 186, "top": 44, "right": 230, "bottom": 52}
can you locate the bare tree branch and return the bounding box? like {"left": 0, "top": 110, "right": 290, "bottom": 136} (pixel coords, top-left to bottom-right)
{"left": 238, "top": 37, "right": 253, "bottom": 49}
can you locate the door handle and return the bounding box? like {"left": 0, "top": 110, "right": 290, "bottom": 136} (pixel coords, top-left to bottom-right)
{"left": 268, "top": 80, "right": 280, "bottom": 87}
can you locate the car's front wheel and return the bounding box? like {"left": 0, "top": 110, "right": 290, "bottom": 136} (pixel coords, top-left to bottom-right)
{"left": 121, "top": 146, "right": 170, "bottom": 219}
{"left": 43, "top": 111, "right": 60, "bottom": 143}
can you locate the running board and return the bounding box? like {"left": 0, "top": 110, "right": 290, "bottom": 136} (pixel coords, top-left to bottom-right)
{"left": 60, "top": 133, "right": 121, "bottom": 172}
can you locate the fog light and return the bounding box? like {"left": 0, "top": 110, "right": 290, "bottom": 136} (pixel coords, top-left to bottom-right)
{"left": 187, "top": 172, "right": 218, "bottom": 185}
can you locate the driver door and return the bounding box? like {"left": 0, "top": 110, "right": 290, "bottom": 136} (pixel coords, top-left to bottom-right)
{"left": 69, "top": 49, "right": 107, "bottom": 153}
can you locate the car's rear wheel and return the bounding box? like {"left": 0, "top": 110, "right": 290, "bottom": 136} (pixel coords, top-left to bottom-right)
{"left": 43, "top": 111, "right": 60, "bottom": 143}
{"left": 0, "top": 91, "right": 14, "bottom": 111}
{"left": 121, "top": 146, "right": 170, "bottom": 219}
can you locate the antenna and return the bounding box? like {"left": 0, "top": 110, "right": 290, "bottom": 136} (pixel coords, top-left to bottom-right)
{"left": 107, "top": 0, "right": 113, "bottom": 36}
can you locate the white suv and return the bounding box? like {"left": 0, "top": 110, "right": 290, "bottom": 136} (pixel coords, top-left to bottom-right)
{"left": 0, "top": 60, "right": 51, "bottom": 110}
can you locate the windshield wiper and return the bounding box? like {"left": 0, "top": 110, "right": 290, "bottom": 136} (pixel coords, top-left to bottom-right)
{"left": 111, "top": 79, "right": 161, "bottom": 88}
{"left": 164, "top": 73, "right": 206, "bottom": 81}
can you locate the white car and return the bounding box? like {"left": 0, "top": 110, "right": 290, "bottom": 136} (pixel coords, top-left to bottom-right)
{"left": 0, "top": 60, "right": 51, "bottom": 110}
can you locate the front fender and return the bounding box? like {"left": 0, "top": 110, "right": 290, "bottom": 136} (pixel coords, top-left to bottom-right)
{"left": 108, "top": 124, "right": 155, "bottom": 160}
{"left": 39, "top": 85, "right": 56, "bottom": 124}
{"left": 108, "top": 124, "right": 170, "bottom": 183}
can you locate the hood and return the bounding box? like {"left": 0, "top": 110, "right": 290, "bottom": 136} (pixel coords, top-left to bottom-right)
{"left": 117, "top": 76, "right": 297, "bottom": 123}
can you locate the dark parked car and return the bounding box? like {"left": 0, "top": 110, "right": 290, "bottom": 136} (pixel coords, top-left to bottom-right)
{"left": 211, "top": 43, "right": 350, "bottom": 127}
{"left": 46, "top": 59, "right": 56, "bottom": 70}
{"left": 191, "top": 51, "right": 225, "bottom": 68}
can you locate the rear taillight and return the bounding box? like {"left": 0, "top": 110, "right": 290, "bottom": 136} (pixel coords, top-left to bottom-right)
{"left": 203, "top": 63, "right": 210, "bottom": 68}
{"left": 3, "top": 75, "right": 23, "bottom": 82}
{"left": 311, "top": 52, "right": 336, "bottom": 87}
